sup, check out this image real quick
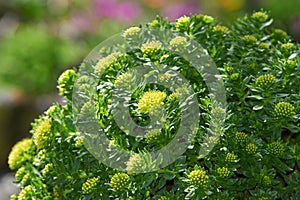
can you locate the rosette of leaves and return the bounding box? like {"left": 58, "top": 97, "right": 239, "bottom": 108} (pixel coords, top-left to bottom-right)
{"left": 8, "top": 10, "right": 300, "bottom": 199}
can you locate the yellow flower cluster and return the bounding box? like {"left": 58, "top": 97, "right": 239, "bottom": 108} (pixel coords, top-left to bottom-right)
{"left": 18, "top": 185, "right": 33, "bottom": 200}
{"left": 202, "top": 15, "right": 214, "bottom": 24}
{"left": 149, "top": 19, "right": 159, "bottom": 28}
{"left": 126, "top": 154, "right": 144, "bottom": 174}
{"left": 256, "top": 74, "right": 276, "bottom": 88}
{"left": 138, "top": 91, "right": 167, "bottom": 114}
{"left": 141, "top": 41, "right": 162, "bottom": 55}
{"left": 175, "top": 16, "right": 190, "bottom": 30}
{"left": 94, "top": 52, "right": 122, "bottom": 74}
{"left": 114, "top": 73, "right": 133, "bottom": 88}
{"left": 258, "top": 42, "right": 270, "bottom": 50}
{"left": 281, "top": 43, "right": 294, "bottom": 53}
{"left": 10, "top": 194, "right": 18, "bottom": 200}
{"left": 8, "top": 138, "right": 33, "bottom": 170}
{"left": 15, "top": 167, "right": 26, "bottom": 182}
{"left": 37, "top": 149, "right": 47, "bottom": 161}
{"left": 42, "top": 163, "right": 54, "bottom": 176}
{"left": 57, "top": 69, "right": 76, "bottom": 97}
{"left": 235, "top": 132, "right": 247, "bottom": 143}
{"left": 245, "top": 143, "right": 258, "bottom": 154}
{"left": 110, "top": 173, "right": 130, "bottom": 191}
{"left": 262, "top": 175, "right": 271, "bottom": 186}
{"left": 169, "top": 36, "right": 187, "bottom": 49}
{"left": 274, "top": 102, "right": 295, "bottom": 117}
{"left": 267, "top": 142, "right": 284, "bottom": 157}
{"left": 242, "top": 35, "right": 257, "bottom": 45}
{"left": 251, "top": 11, "right": 268, "bottom": 23}
{"left": 230, "top": 73, "right": 239, "bottom": 80}
{"left": 33, "top": 118, "right": 52, "bottom": 149}
{"left": 272, "top": 29, "right": 288, "bottom": 41}
{"left": 123, "top": 26, "right": 141, "bottom": 38}
{"left": 145, "top": 129, "right": 161, "bottom": 144}
{"left": 75, "top": 136, "right": 84, "bottom": 148}
{"left": 211, "top": 106, "right": 226, "bottom": 121}
{"left": 225, "top": 153, "right": 237, "bottom": 163}
{"left": 82, "top": 177, "right": 99, "bottom": 194}
{"left": 21, "top": 173, "right": 30, "bottom": 186}
{"left": 217, "top": 167, "right": 230, "bottom": 178}
{"left": 188, "top": 169, "right": 209, "bottom": 187}
{"left": 213, "top": 25, "right": 229, "bottom": 35}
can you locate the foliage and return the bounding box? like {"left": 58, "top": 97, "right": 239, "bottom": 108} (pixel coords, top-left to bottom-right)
{"left": 8, "top": 10, "right": 300, "bottom": 199}
{"left": 0, "top": 26, "right": 84, "bottom": 94}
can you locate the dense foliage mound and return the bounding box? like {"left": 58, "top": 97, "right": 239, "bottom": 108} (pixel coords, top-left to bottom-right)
{"left": 8, "top": 11, "right": 300, "bottom": 200}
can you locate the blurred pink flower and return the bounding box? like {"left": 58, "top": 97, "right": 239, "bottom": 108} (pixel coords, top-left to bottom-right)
{"left": 162, "top": 0, "right": 201, "bottom": 21}
{"left": 95, "top": 0, "right": 141, "bottom": 22}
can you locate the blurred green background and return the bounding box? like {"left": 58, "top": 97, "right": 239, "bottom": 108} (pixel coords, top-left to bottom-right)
{"left": 0, "top": 0, "right": 299, "bottom": 175}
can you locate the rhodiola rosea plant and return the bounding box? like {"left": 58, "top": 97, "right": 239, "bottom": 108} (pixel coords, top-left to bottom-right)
{"left": 8, "top": 10, "right": 300, "bottom": 200}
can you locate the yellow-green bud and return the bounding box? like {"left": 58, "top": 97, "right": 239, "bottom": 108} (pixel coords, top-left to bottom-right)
{"left": 274, "top": 102, "right": 295, "bottom": 117}
{"left": 235, "top": 132, "right": 247, "bottom": 143}
{"left": 15, "top": 167, "right": 26, "bottom": 182}
{"left": 53, "top": 185, "right": 59, "bottom": 200}
{"left": 94, "top": 53, "right": 122, "bottom": 75}
{"left": 211, "top": 106, "right": 226, "bottom": 121}
{"left": 21, "top": 173, "right": 30, "bottom": 186}
{"left": 256, "top": 74, "right": 276, "bottom": 88}
{"left": 217, "top": 167, "right": 230, "bottom": 178}
{"left": 138, "top": 91, "right": 166, "bottom": 114}
{"left": 212, "top": 25, "right": 229, "bottom": 35}
{"left": 75, "top": 136, "right": 84, "bottom": 148}
{"left": 110, "top": 173, "right": 130, "bottom": 191}
{"left": 262, "top": 175, "right": 271, "bottom": 186}
{"left": 57, "top": 69, "right": 76, "bottom": 98}
{"left": 141, "top": 41, "right": 162, "bottom": 55}
{"left": 18, "top": 185, "right": 33, "bottom": 200}
{"left": 42, "top": 163, "right": 54, "bottom": 176}
{"left": 126, "top": 154, "right": 144, "bottom": 174}
{"left": 230, "top": 73, "right": 239, "bottom": 81}
{"left": 37, "top": 149, "right": 47, "bottom": 161}
{"left": 8, "top": 138, "right": 34, "bottom": 170}
{"left": 225, "top": 153, "right": 237, "bottom": 163}
{"left": 251, "top": 11, "right": 268, "bottom": 23}
{"left": 158, "top": 74, "right": 172, "bottom": 83}
{"left": 242, "top": 35, "right": 257, "bottom": 46}
{"left": 149, "top": 19, "right": 160, "bottom": 28}
{"left": 245, "top": 143, "right": 258, "bottom": 154}
{"left": 33, "top": 118, "right": 52, "bottom": 149}
{"left": 82, "top": 177, "right": 99, "bottom": 194}
{"left": 202, "top": 15, "right": 214, "bottom": 24}
{"left": 145, "top": 129, "right": 161, "bottom": 144}
{"left": 281, "top": 43, "right": 294, "bottom": 54}
{"left": 267, "top": 142, "right": 284, "bottom": 157}
{"left": 272, "top": 29, "right": 288, "bottom": 42}
{"left": 123, "top": 26, "right": 141, "bottom": 38}
{"left": 10, "top": 194, "right": 18, "bottom": 200}
{"left": 225, "top": 66, "right": 234, "bottom": 73}
{"left": 258, "top": 43, "right": 270, "bottom": 50}
{"left": 188, "top": 169, "right": 209, "bottom": 186}
{"left": 169, "top": 36, "right": 187, "bottom": 49}
{"left": 114, "top": 73, "right": 133, "bottom": 88}
{"left": 175, "top": 16, "right": 190, "bottom": 31}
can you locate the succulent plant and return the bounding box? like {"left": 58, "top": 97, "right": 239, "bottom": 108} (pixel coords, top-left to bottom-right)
{"left": 8, "top": 10, "right": 300, "bottom": 199}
